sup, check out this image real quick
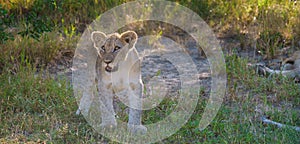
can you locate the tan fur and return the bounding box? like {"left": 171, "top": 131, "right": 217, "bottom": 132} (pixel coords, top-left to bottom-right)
{"left": 282, "top": 51, "right": 300, "bottom": 65}
{"left": 258, "top": 51, "right": 300, "bottom": 79}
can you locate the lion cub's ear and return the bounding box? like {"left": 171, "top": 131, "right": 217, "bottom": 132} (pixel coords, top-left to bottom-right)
{"left": 91, "top": 31, "right": 106, "bottom": 49}
{"left": 120, "top": 31, "right": 138, "bottom": 47}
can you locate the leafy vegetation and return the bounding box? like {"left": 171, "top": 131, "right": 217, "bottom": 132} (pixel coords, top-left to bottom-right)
{"left": 0, "top": 4, "right": 13, "bottom": 43}
{"left": 0, "top": 0, "right": 299, "bottom": 143}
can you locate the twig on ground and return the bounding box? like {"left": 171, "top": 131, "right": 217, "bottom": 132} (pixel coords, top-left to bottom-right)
{"left": 260, "top": 116, "right": 300, "bottom": 132}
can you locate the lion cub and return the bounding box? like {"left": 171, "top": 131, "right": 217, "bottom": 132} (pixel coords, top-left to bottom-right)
{"left": 91, "top": 30, "right": 147, "bottom": 134}
{"left": 257, "top": 51, "right": 300, "bottom": 80}
{"left": 282, "top": 51, "right": 300, "bottom": 70}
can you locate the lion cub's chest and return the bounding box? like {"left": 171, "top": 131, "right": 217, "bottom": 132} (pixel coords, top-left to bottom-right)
{"left": 102, "top": 75, "right": 126, "bottom": 93}
{"left": 100, "top": 64, "right": 134, "bottom": 94}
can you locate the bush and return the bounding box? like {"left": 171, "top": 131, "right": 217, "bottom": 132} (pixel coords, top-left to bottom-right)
{"left": 0, "top": 4, "right": 13, "bottom": 44}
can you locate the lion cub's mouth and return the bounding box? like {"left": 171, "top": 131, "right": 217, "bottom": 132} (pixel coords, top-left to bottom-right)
{"left": 105, "top": 64, "right": 118, "bottom": 72}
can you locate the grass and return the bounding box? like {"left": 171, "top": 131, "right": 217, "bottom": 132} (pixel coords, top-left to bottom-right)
{"left": 1, "top": 58, "right": 299, "bottom": 143}
{"left": 226, "top": 54, "right": 300, "bottom": 105}
{"left": 0, "top": 32, "right": 77, "bottom": 71}
{"left": 0, "top": 0, "right": 300, "bottom": 143}
{"left": 0, "top": 64, "right": 82, "bottom": 143}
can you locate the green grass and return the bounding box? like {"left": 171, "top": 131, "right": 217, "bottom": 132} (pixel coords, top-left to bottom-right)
{"left": 226, "top": 54, "right": 300, "bottom": 105}
{"left": 0, "top": 0, "right": 300, "bottom": 143}
{"left": 0, "top": 64, "right": 87, "bottom": 143}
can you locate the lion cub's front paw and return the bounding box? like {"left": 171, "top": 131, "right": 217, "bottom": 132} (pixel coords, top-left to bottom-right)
{"left": 127, "top": 124, "right": 147, "bottom": 135}
{"left": 75, "top": 109, "right": 81, "bottom": 115}
{"left": 75, "top": 108, "right": 89, "bottom": 115}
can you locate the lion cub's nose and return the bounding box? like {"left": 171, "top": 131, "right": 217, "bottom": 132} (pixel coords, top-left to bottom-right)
{"left": 104, "top": 59, "right": 112, "bottom": 64}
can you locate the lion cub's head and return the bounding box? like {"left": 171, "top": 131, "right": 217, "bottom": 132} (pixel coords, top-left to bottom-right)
{"left": 91, "top": 31, "right": 138, "bottom": 72}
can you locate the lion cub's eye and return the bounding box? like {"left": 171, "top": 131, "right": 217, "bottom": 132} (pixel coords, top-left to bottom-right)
{"left": 114, "top": 46, "right": 121, "bottom": 52}
{"left": 101, "top": 45, "right": 105, "bottom": 51}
